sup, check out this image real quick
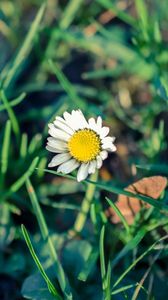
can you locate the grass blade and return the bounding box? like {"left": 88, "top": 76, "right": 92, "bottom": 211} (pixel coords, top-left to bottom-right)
{"left": 0, "top": 90, "right": 20, "bottom": 138}
{"left": 26, "top": 179, "right": 72, "bottom": 300}
{"left": 21, "top": 225, "right": 62, "bottom": 300}
{"left": 96, "top": 0, "right": 136, "bottom": 27}
{"left": 112, "top": 235, "right": 168, "bottom": 289}
{"left": 2, "top": 3, "right": 46, "bottom": 89}
{"left": 111, "top": 228, "right": 147, "bottom": 269}
{"left": 106, "top": 197, "right": 130, "bottom": 235}
{"left": 0, "top": 92, "right": 26, "bottom": 112}
{"left": 60, "top": 0, "right": 84, "bottom": 30}
{"left": 48, "top": 59, "right": 85, "bottom": 109}
{"left": 0, "top": 120, "right": 11, "bottom": 177}
{"left": 111, "top": 283, "right": 141, "bottom": 295}
{"left": 1, "top": 157, "right": 39, "bottom": 202}
{"left": 135, "top": 0, "right": 149, "bottom": 40}
{"left": 20, "top": 133, "right": 28, "bottom": 158}
{"left": 100, "top": 226, "right": 106, "bottom": 292}
{"left": 38, "top": 168, "right": 168, "bottom": 212}
{"left": 78, "top": 248, "right": 99, "bottom": 281}
{"left": 105, "top": 261, "right": 112, "bottom": 300}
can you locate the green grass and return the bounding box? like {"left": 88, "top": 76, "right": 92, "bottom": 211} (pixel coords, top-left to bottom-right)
{"left": 0, "top": 1, "right": 168, "bottom": 300}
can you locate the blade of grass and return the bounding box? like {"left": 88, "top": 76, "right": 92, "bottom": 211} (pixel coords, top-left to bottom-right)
{"left": 131, "top": 249, "right": 162, "bottom": 300}
{"left": 135, "top": 0, "right": 149, "bottom": 40}
{"left": 100, "top": 226, "right": 106, "bottom": 292}
{"left": 21, "top": 225, "right": 62, "bottom": 300}
{"left": 28, "top": 134, "right": 42, "bottom": 154}
{"left": 10, "top": 157, "right": 39, "bottom": 193}
{"left": 111, "top": 228, "right": 147, "bottom": 269}
{"left": 40, "top": 198, "right": 80, "bottom": 211}
{"left": 0, "top": 90, "right": 20, "bottom": 138}
{"left": 20, "top": 133, "right": 28, "bottom": 158}
{"left": 111, "top": 283, "right": 144, "bottom": 295}
{"left": 38, "top": 168, "right": 168, "bottom": 212}
{"left": 96, "top": 0, "right": 136, "bottom": 27}
{"left": 0, "top": 120, "right": 11, "bottom": 187}
{"left": 154, "top": 20, "right": 162, "bottom": 43}
{"left": 36, "top": 157, "right": 47, "bottom": 178}
{"left": 78, "top": 247, "right": 99, "bottom": 281}
{"left": 60, "top": 0, "right": 84, "bottom": 30}
{"left": 112, "top": 235, "right": 168, "bottom": 289}
{"left": 136, "top": 163, "right": 168, "bottom": 174}
{"left": 2, "top": 3, "right": 46, "bottom": 90}
{"left": 1, "top": 157, "right": 39, "bottom": 202}
{"left": 48, "top": 59, "right": 85, "bottom": 110}
{"left": 0, "top": 92, "right": 26, "bottom": 112}
{"left": 26, "top": 179, "right": 72, "bottom": 300}
{"left": 105, "top": 261, "right": 112, "bottom": 300}
{"left": 106, "top": 197, "right": 130, "bottom": 235}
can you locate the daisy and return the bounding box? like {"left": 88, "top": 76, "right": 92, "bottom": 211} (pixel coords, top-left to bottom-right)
{"left": 46, "top": 110, "right": 116, "bottom": 182}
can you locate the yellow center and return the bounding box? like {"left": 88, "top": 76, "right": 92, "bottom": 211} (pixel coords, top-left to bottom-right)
{"left": 68, "top": 129, "right": 101, "bottom": 162}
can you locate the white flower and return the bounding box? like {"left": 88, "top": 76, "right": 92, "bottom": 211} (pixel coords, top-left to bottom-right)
{"left": 46, "top": 110, "right": 116, "bottom": 182}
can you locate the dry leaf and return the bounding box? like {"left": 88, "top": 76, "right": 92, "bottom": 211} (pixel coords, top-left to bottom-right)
{"left": 106, "top": 176, "right": 167, "bottom": 225}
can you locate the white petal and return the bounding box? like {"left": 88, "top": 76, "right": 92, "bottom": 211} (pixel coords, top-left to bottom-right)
{"left": 63, "top": 111, "right": 79, "bottom": 130}
{"left": 72, "top": 110, "right": 89, "bottom": 129}
{"left": 88, "top": 160, "right": 97, "bottom": 174}
{"left": 77, "top": 163, "right": 89, "bottom": 182}
{"left": 102, "top": 136, "right": 115, "bottom": 144}
{"left": 46, "top": 145, "right": 65, "bottom": 153}
{"left": 102, "top": 143, "right": 117, "bottom": 152}
{"left": 100, "top": 127, "right": 110, "bottom": 138}
{"left": 47, "top": 138, "right": 68, "bottom": 150}
{"left": 96, "top": 116, "right": 102, "bottom": 129}
{"left": 96, "top": 156, "right": 103, "bottom": 169}
{"left": 54, "top": 120, "right": 74, "bottom": 135}
{"left": 100, "top": 150, "right": 108, "bottom": 160}
{"left": 109, "top": 145, "right": 117, "bottom": 152}
{"left": 48, "top": 153, "right": 71, "bottom": 167}
{"left": 57, "top": 159, "right": 79, "bottom": 174}
{"left": 48, "top": 124, "right": 71, "bottom": 141}
{"left": 88, "top": 118, "right": 98, "bottom": 132}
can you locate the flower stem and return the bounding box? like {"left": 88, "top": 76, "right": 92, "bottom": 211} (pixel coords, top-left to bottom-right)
{"left": 69, "top": 170, "right": 98, "bottom": 237}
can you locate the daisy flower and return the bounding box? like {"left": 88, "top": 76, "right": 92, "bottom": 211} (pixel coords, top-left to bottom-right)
{"left": 46, "top": 110, "right": 116, "bottom": 182}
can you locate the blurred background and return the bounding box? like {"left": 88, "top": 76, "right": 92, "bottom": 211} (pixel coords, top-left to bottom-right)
{"left": 0, "top": 0, "right": 168, "bottom": 299}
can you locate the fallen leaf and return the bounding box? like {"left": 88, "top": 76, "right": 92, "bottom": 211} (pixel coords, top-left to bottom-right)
{"left": 106, "top": 176, "right": 167, "bottom": 225}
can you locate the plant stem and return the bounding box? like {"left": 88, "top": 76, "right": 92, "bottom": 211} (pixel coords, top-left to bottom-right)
{"left": 70, "top": 171, "right": 98, "bottom": 236}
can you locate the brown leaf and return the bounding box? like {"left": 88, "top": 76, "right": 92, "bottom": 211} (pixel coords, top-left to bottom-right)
{"left": 106, "top": 176, "right": 167, "bottom": 225}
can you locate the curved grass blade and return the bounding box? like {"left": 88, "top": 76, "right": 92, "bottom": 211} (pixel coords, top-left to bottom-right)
{"left": 1, "top": 157, "right": 39, "bottom": 202}
{"left": 38, "top": 168, "right": 168, "bottom": 212}
{"left": 0, "top": 92, "right": 26, "bottom": 112}
{"left": 21, "top": 225, "right": 62, "bottom": 300}
{"left": 26, "top": 179, "right": 72, "bottom": 300}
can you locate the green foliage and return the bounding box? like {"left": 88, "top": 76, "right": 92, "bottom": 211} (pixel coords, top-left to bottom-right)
{"left": 0, "top": 0, "right": 168, "bottom": 299}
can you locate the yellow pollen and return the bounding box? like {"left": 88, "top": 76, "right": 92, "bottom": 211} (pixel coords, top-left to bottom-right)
{"left": 68, "top": 129, "right": 101, "bottom": 163}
